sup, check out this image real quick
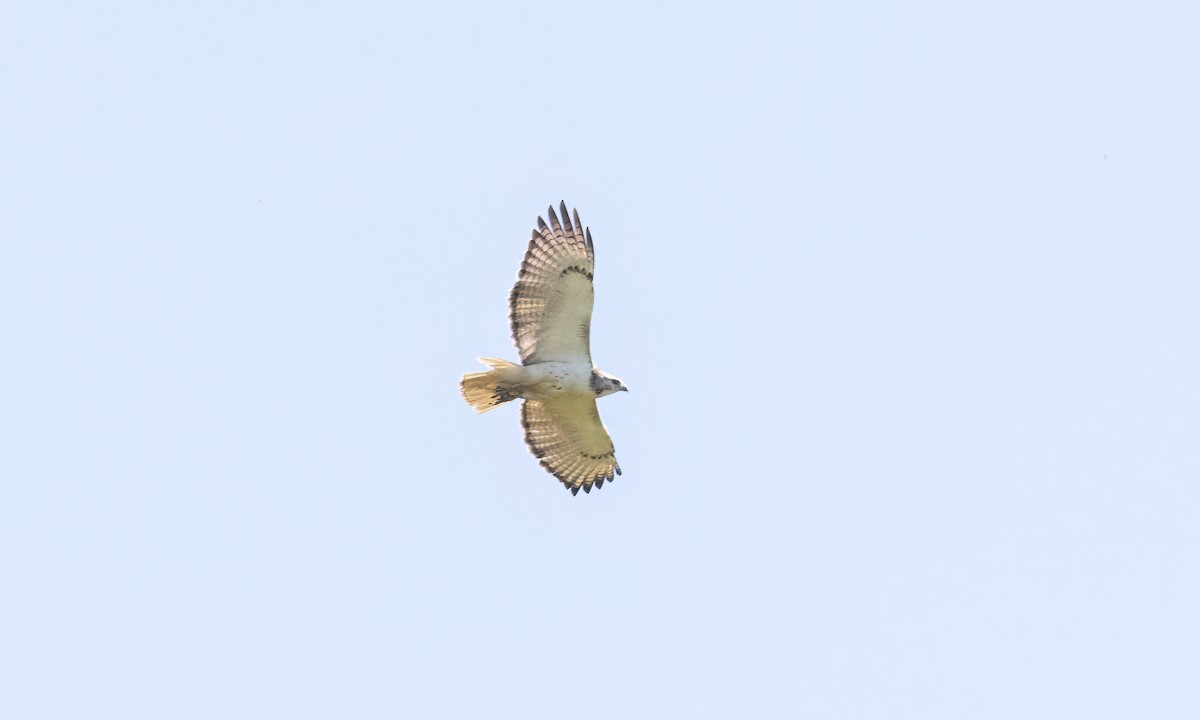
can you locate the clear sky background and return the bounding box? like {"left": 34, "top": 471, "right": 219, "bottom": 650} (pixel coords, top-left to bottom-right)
{"left": 2, "top": 2, "right": 1197, "bottom": 718}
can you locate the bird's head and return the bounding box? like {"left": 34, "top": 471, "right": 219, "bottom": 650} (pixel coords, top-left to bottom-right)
{"left": 590, "top": 369, "right": 628, "bottom": 398}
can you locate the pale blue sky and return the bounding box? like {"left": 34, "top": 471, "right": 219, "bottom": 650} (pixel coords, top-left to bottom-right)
{"left": 2, "top": 2, "right": 1198, "bottom": 718}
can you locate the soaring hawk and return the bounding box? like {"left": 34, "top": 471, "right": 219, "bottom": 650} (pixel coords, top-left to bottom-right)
{"left": 460, "top": 202, "right": 626, "bottom": 495}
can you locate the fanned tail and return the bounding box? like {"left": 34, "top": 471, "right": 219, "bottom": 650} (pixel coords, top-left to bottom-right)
{"left": 460, "top": 357, "right": 521, "bottom": 413}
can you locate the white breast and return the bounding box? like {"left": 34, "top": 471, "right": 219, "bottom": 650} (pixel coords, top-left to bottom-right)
{"left": 520, "top": 361, "right": 593, "bottom": 400}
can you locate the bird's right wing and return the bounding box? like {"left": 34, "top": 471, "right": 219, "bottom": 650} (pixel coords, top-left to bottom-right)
{"left": 508, "top": 202, "right": 595, "bottom": 364}
{"left": 520, "top": 396, "right": 621, "bottom": 495}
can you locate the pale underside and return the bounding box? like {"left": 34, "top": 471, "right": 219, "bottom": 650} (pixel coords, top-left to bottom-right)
{"left": 521, "top": 395, "right": 620, "bottom": 494}
{"left": 507, "top": 202, "right": 620, "bottom": 494}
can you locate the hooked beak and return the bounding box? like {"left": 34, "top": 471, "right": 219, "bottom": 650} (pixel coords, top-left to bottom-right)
{"left": 620, "top": 386, "right": 629, "bottom": 392}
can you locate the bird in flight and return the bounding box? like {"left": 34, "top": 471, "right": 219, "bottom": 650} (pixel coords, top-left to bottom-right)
{"left": 461, "top": 202, "right": 627, "bottom": 495}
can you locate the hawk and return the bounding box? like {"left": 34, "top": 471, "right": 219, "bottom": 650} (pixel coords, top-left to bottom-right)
{"left": 461, "top": 202, "right": 627, "bottom": 495}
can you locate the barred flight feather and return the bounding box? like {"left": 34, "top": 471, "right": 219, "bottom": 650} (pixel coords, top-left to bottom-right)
{"left": 521, "top": 397, "right": 621, "bottom": 495}
{"left": 507, "top": 202, "right": 595, "bottom": 364}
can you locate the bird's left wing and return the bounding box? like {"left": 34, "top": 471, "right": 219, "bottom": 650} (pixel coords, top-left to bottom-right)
{"left": 508, "top": 202, "right": 595, "bottom": 364}
{"left": 521, "top": 396, "right": 621, "bottom": 495}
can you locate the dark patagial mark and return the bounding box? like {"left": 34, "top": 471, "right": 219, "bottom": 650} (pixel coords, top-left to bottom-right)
{"left": 559, "top": 265, "right": 593, "bottom": 281}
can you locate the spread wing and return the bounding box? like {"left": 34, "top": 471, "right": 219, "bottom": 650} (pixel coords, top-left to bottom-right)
{"left": 521, "top": 396, "right": 621, "bottom": 495}
{"left": 508, "top": 201, "right": 595, "bottom": 364}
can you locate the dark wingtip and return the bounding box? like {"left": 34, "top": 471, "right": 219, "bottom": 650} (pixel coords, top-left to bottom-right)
{"left": 570, "top": 485, "right": 580, "bottom": 496}
{"left": 582, "top": 483, "right": 591, "bottom": 494}
{"left": 615, "top": 465, "right": 622, "bottom": 476}
{"left": 560, "top": 201, "right": 575, "bottom": 235}
{"left": 595, "top": 477, "right": 605, "bottom": 490}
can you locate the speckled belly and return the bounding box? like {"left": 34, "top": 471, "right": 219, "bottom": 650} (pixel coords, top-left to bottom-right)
{"left": 520, "top": 361, "right": 592, "bottom": 400}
